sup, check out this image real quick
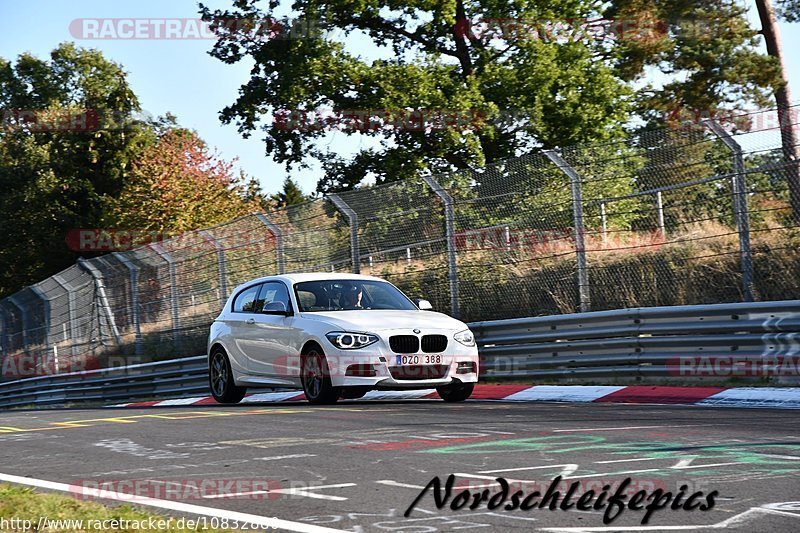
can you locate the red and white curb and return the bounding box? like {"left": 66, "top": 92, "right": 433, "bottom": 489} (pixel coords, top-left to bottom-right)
{"left": 112, "top": 385, "right": 800, "bottom": 409}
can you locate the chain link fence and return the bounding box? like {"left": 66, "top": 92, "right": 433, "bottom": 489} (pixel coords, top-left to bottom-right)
{"left": 1, "top": 106, "right": 799, "bottom": 379}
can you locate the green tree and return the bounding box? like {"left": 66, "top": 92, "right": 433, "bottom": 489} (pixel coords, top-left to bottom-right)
{"left": 606, "top": 0, "right": 781, "bottom": 125}
{"left": 775, "top": 0, "right": 800, "bottom": 20}
{"left": 0, "top": 43, "right": 150, "bottom": 297}
{"left": 271, "top": 176, "right": 307, "bottom": 206}
{"left": 105, "top": 128, "right": 260, "bottom": 232}
{"left": 200, "top": 0, "right": 633, "bottom": 193}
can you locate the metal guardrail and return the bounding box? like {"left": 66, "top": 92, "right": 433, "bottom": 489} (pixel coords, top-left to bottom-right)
{"left": 470, "top": 300, "right": 800, "bottom": 379}
{"left": 0, "top": 356, "right": 208, "bottom": 408}
{"left": 0, "top": 300, "right": 798, "bottom": 408}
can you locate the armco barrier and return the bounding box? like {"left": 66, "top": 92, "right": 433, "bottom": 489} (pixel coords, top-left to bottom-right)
{"left": 0, "top": 300, "right": 798, "bottom": 408}
{"left": 470, "top": 300, "right": 800, "bottom": 379}
{"left": 0, "top": 356, "right": 208, "bottom": 408}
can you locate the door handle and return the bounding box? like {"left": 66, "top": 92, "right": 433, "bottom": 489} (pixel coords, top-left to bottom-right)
{"left": 246, "top": 318, "right": 255, "bottom": 325}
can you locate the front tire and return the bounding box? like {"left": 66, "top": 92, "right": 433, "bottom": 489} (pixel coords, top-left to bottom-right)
{"left": 209, "top": 348, "right": 247, "bottom": 404}
{"left": 437, "top": 382, "right": 474, "bottom": 402}
{"left": 301, "top": 348, "right": 340, "bottom": 405}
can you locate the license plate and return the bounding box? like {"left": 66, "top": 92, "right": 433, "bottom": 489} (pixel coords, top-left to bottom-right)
{"left": 396, "top": 354, "right": 443, "bottom": 365}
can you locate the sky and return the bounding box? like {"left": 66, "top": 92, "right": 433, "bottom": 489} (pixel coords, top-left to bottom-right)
{"left": 1, "top": 0, "right": 799, "bottom": 196}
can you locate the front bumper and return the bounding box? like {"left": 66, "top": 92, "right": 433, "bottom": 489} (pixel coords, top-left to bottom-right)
{"left": 323, "top": 334, "right": 479, "bottom": 389}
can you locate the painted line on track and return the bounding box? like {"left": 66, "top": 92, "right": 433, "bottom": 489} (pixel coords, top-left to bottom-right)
{"left": 0, "top": 472, "right": 347, "bottom": 533}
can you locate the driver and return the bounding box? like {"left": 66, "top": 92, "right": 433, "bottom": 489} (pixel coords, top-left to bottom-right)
{"left": 340, "top": 283, "right": 364, "bottom": 309}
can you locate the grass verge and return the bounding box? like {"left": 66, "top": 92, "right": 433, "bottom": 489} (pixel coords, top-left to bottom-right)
{"left": 0, "top": 484, "right": 236, "bottom": 532}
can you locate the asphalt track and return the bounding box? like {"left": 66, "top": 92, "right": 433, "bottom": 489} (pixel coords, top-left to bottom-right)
{"left": 0, "top": 400, "right": 799, "bottom": 532}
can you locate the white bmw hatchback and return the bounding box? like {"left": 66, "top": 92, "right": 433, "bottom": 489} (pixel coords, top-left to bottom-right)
{"left": 207, "top": 273, "right": 479, "bottom": 404}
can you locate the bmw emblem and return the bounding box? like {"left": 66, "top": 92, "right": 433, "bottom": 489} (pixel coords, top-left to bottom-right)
{"left": 413, "top": 328, "right": 421, "bottom": 334}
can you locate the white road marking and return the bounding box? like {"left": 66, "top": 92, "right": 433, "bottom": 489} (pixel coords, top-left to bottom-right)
{"left": 202, "top": 482, "right": 357, "bottom": 501}
{"left": 594, "top": 457, "right": 678, "bottom": 464}
{"left": 376, "top": 480, "right": 426, "bottom": 489}
{"left": 552, "top": 425, "right": 704, "bottom": 433}
{"left": 0, "top": 471, "right": 347, "bottom": 533}
{"left": 254, "top": 454, "right": 317, "bottom": 461}
{"left": 152, "top": 397, "right": 209, "bottom": 406}
{"left": 479, "top": 464, "right": 580, "bottom": 476}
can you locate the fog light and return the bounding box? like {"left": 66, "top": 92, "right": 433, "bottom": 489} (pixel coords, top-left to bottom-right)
{"left": 456, "top": 362, "right": 476, "bottom": 374}
{"left": 345, "top": 364, "right": 377, "bottom": 377}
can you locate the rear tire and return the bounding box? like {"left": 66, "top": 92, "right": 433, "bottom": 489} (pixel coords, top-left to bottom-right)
{"left": 437, "top": 382, "right": 474, "bottom": 402}
{"left": 209, "top": 348, "right": 247, "bottom": 404}
{"left": 301, "top": 348, "right": 340, "bottom": 405}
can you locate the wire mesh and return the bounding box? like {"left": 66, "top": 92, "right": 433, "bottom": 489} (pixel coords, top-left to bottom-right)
{"left": 1, "top": 104, "right": 800, "bottom": 378}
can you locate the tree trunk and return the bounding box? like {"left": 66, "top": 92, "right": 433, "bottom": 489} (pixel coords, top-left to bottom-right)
{"left": 756, "top": 0, "right": 800, "bottom": 222}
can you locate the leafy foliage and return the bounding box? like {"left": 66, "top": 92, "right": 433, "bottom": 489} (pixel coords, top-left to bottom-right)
{"left": 607, "top": 0, "right": 781, "bottom": 126}
{"left": 105, "top": 127, "right": 260, "bottom": 232}
{"left": 0, "top": 43, "right": 151, "bottom": 297}
{"left": 200, "top": 0, "right": 633, "bottom": 193}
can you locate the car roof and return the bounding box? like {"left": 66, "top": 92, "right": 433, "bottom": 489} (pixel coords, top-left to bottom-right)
{"left": 230, "top": 272, "right": 388, "bottom": 294}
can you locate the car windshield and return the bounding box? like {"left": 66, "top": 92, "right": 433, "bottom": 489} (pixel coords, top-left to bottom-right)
{"left": 294, "top": 280, "right": 418, "bottom": 312}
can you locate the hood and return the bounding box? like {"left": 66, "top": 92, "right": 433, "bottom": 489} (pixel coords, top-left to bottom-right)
{"left": 298, "top": 309, "right": 468, "bottom": 333}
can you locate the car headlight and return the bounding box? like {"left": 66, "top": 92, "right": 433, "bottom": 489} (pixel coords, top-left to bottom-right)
{"left": 326, "top": 331, "right": 379, "bottom": 350}
{"left": 454, "top": 329, "right": 476, "bottom": 347}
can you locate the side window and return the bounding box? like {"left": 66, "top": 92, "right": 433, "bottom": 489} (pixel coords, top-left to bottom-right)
{"left": 259, "top": 282, "right": 292, "bottom": 313}
{"left": 233, "top": 284, "right": 262, "bottom": 313}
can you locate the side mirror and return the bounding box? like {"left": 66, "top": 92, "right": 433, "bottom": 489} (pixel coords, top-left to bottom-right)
{"left": 262, "top": 301, "right": 291, "bottom": 316}
{"left": 414, "top": 298, "right": 433, "bottom": 311}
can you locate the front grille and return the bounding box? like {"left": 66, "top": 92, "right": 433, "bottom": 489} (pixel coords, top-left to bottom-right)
{"left": 421, "top": 334, "right": 447, "bottom": 353}
{"left": 390, "top": 364, "right": 448, "bottom": 380}
{"left": 389, "top": 335, "right": 419, "bottom": 354}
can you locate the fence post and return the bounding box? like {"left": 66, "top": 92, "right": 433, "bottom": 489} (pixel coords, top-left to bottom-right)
{"left": 30, "top": 285, "right": 51, "bottom": 373}
{"left": 0, "top": 306, "right": 7, "bottom": 359}
{"left": 544, "top": 150, "right": 591, "bottom": 312}
{"left": 421, "top": 174, "right": 460, "bottom": 318}
{"left": 705, "top": 120, "right": 755, "bottom": 302}
{"left": 200, "top": 230, "right": 228, "bottom": 306}
{"left": 655, "top": 191, "right": 666, "bottom": 237}
{"left": 52, "top": 275, "right": 79, "bottom": 357}
{"left": 254, "top": 213, "right": 285, "bottom": 274}
{"left": 8, "top": 295, "right": 29, "bottom": 354}
{"left": 77, "top": 259, "right": 122, "bottom": 345}
{"left": 599, "top": 202, "right": 608, "bottom": 245}
{"left": 112, "top": 253, "right": 142, "bottom": 356}
{"left": 327, "top": 194, "right": 360, "bottom": 274}
{"left": 151, "top": 244, "right": 181, "bottom": 348}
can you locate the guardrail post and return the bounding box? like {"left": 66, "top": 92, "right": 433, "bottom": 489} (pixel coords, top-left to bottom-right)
{"left": 151, "top": 244, "right": 181, "bottom": 349}
{"left": 254, "top": 213, "right": 286, "bottom": 274}
{"left": 705, "top": 120, "right": 755, "bottom": 302}
{"left": 199, "top": 230, "right": 228, "bottom": 306}
{"left": 112, "top": 253, "right": 142, "bottom": 355}
{"left": 327, "top": 194, "right": 360, "bottom": 274}
{"left": 544, "top": 150, "right": 591, "bottom": 312}
{"left": 421, "top": 174, "right": 460, "bottom": 318}
{"left": 77, "top": 258, "right": 122, "bottom": 345}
